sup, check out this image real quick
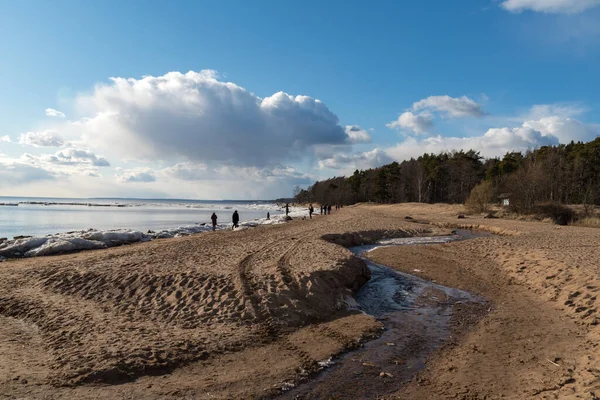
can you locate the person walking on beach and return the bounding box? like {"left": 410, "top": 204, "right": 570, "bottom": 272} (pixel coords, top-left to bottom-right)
{"left": 285, "top": 203, "right": 290, "bottom": 216}
{"left": 328, "top": 204, "right": 332, "bottom": 215}
{"left": 309, "top": 204, "right": 314, "bottom": 219}
{"left": 211, "top": 212, "right": 218, "bottom": 231}
{"left": 232, "top": 210, "right": 239, "bottom": 229}
{"left": 267, "top": 212, "right": 270, "bottom": 220}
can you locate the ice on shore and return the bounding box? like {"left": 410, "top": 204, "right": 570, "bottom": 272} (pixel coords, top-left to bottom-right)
{"left": 0, "top": 229, "right": 151, "bottom": 258}
{"left": 0, "top": 206, "right": 310, "bottom": 259}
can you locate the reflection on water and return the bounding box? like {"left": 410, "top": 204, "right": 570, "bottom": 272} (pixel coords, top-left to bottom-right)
{"left": 352, "top": 234, "right": 479, "bottom": 316}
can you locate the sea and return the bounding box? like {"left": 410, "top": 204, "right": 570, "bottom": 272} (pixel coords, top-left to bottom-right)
{"left": 0, "top": 197, "right": 285, "bottom": 239}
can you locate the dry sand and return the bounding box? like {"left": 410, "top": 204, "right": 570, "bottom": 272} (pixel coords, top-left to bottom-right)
{"left": 0, "top": 203, "right": 599, "bottom": 399}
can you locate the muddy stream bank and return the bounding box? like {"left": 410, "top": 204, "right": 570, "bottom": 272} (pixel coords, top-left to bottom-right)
{"left": 279, "top": 230, "right": 491, "bottom": 399}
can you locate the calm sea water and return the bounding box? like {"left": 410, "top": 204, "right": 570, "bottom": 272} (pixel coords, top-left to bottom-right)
{"left": 0, "top": 197, "right": 283, "bottom": 239}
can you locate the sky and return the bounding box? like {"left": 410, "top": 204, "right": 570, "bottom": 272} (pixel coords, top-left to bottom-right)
{"left": 1, "top": 0, "right": 599, "bottom": 200}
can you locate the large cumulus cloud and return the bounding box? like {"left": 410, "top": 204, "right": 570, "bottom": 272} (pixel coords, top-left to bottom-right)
{"left": 69, "top": 70, "right": 361, "bottom": 167}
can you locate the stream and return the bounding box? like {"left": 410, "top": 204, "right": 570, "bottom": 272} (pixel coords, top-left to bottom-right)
{"left": 279, "top": 230, "right": 489, "bottom": 399}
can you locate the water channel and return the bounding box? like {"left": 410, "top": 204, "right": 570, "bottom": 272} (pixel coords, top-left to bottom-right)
{"left": 280, "top": 230, "right": 490, "bottom": 399}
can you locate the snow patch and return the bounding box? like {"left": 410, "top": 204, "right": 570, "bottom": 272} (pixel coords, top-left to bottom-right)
{"left": 317, "top": 357, "right": 335, "bottom": 368}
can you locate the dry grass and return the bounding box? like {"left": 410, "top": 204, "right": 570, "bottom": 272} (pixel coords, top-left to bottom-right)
{"left": 572, "top": 216, "right": 600, "bottom": 228}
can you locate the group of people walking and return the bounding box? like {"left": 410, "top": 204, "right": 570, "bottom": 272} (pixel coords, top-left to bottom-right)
{"left": 319, "top": 204, "right": 333, "bottom": 215}
{"left": 210, "top": 210, "right": 239, "bottom": 231}
{"left": 209, "top": 202, "right": 341, "bottom": 231}
{"left": 308, "top": 203, "right": 340, "bottom": 217}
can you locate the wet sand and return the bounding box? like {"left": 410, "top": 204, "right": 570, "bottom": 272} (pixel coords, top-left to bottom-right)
{"left": 0, "top": 203, "right": 599, "bottom": 399}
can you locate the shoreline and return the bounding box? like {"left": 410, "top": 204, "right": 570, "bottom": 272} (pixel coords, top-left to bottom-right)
{"left": 0, "top": 203, "right": 598, "bottom": 399}
{"left": 0, "top": 198, "right": 302, "bottom": 240}
{"left": 0, "top": 206, "right": 309, "bottom": 259}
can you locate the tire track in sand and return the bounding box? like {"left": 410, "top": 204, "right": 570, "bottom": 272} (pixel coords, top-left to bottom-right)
{"left": 234, "top": 231, "right": 320, "bottom": 372}
{"left": 276, "top": 238, "right": 304, "bottom": 294}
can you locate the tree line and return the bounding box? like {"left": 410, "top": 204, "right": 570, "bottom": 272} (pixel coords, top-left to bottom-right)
{"left": 294, "top": 137, "right": 600, "bottom": 213}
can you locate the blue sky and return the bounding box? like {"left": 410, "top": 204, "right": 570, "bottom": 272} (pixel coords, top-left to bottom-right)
{"left": 1, "top": 0, "right": 599, "bottom": 199}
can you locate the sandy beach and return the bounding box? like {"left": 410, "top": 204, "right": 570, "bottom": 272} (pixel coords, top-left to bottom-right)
{"left": 1, "top": 203, "right": 599, "bottom": 399}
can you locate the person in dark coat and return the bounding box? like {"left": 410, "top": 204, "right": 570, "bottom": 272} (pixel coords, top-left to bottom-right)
{"left": 232, "top": 210, "right": 240, "bottom": 229}
{"left": 285, "top": 203, "right": 290, "bottom": 216}
{"left": 328, "top": 204, "right": 332, "bottom": 215}
{"left": 211, "top": 212, "right": 218, "bottom": 231}
{"left": 309, "top": 204, "right": 314, "bottom": 219}
{"left": 267, "top": 212, "right": 270, "bottom": 220}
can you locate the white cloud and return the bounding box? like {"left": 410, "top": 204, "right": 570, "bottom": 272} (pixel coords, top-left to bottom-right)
{"left": 526, "top": 103, "right": 587, "bottom": 119}
{"left": 162, "top": 162, "right": 209, "bottom": 181}
{"left": 327, "top": 110, "right": 599, "bottom": 173}
{"left": 116, "top": 168, "right": 157, "bottom": 183}
{"left": 0, "top": 154, "right": 56, "bottom": 187}
{"left": 0, "top": 135, "right": 10, "bottom": 143}
{"left": 0, "top": 149, "right": 111, "bottom": 183}
{"left": 84, "top": 171, "right": 101, "bottom": 178}
{"left": 386, "top": 111, "right": 434, "bottom": 134}
{"left": 19, "top": 131, "right": 65, "bottom": 147}
{"left": 501, "top": 0, "right": 600, "bottom": 14}
{"left": 385, "top": 126, "right": 559, "bottom": 162}
{"left": 162, "top": 162, "right": 313, "bottom": 185}
{"left": 386, "top": 95, "right": 484, "bottom": 136}
{"left": 384, "top": 112, "right": 600, "bottom": 163}
{"left": 45, "top": 108, "right": 66, "bottom": 118}
{"left": 318, "top": 149, "right": 393, "bottom": 172}
{"left": 523, "top": 116, "right": 598, "bottom": 142}
{"left": 41, "top": 148, "right": 110, "bottom": 167}
{"left": 345, "top": 125, "right": 372, "bottom": 143}
{"left": 19, "top": 130, "right": 65, "bottom": 147}
{"left": 222, "top": 165, "right": 313, "bottom": 184}
{"left": 61, "top": 70, "right": 361, "bottom": 168}
{"left": 413, "top": 95, "right": 484, "bottom": 118}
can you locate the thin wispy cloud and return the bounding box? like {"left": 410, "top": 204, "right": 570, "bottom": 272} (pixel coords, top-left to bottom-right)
{"left": 45, "top": 108, "right": 66, "bottom": 118}
{"left": 412, "top": 95, "right": 485, "bottom": 118}
{"left": 501, "top": 0, "right": 600, "bottom": 14}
